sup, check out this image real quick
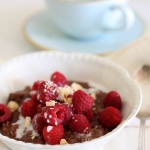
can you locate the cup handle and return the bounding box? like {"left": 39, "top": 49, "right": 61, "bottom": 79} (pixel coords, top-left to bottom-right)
{"left": 100, "top": 5, "right": 135, "bottom": 31}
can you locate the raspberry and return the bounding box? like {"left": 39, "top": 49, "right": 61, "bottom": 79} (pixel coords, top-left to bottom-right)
{"left": 84, "top": 109, "right": 94, "bottom": 122}
{"left": 30, "top": 81, "right": 42, "bottom": 101}
{"left": 69, "top": 114, "right": 91, "bottom": 134}
{"left": 31, "top": 91, "right": 38, "bottom": 101}
{"left": 72, "top": 90, "right": 94, "bottom": 114}
{"left": 61, "top": 104, "right": 74, "bottom": 126}
{"left": 42, "top": 103, "right": 65, "bottom": 126}
{"left": 21, "top": 99, "right": 38, "bottom": 118}
{"left": 32, "top": 113, "right": 47, "bottom": 134}
{"left": 103, "top": 91, "right": 122, "bottom": 110}
{"left": 30, "top": 90, "right": 36, "bottom": 99}
{"left": 0, "top": 104, "right": 12, "bottom": 123}
{"left": 99, "top": 106, "right": 122, "bottom": 128}
{"left": 50, "top": 71, "right": 68, "bottom": 87}
{"left": 37, "top": 81, "right": 58, "bottom": 104}
{"left": 43, "top": 124, "right": 64, "bottom": 145}
{"left": 31, "top": 80, "right": 42, "bottom": 90}
{"left": 37, "top": 104, "right": 45, "bottom": 113}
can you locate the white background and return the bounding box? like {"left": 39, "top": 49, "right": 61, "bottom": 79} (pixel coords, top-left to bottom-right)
{"left": 0, "top": 0, "right": 150, "bottom": 61}
{"left": 0, "top": 0, "right": 150, "bottom": 149}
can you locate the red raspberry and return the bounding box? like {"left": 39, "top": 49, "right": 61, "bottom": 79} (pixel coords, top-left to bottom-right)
{"left": 69, "top": 114, "right": 91, "bottom": 134}
{"left": 32, "top": 113, "right": 47, "bottom": 134}
{"left": 61, "top": 104, "right": 74, "bottom": 126}
{"left": 84, "top": 109, "right": 94, "bottom": 122}
{"left": 43, "top": 124, "right": 64, "bottom": 145}
{"left": 42, "top": 103, "right": 73, "bottom": 126}
{"left": 31, "top": 80, "right": 42, "bottom": 90}
{"left": 103, "top": 91, "right": 122, "bottom": 110}
{"left": 42, "top": 103, "right": 65, "bottom": 126}
{"left": 31, "top": 91, "right": 38, "bottom": 101}
{"left": 37, "top": 103, "right": 45, "bottom": 113}
{"left": 99, "top": 106, "right": 122, "bottom": 128}
{"left": 37, "top": 81, "right": 58, "bottom": 104}
{"left": 0, "top": 104, "right": 12, "bottom": 123}
{"left": 50, "top": 71, "right": 68, "bottom": 87}
{"left": 72, "top": 90, "right": 94, "bottom": 114}
{"left": 30, "top": 80, "right": 42, "bottom": 101}
{"left": 21, "top": 99, "right": 38, "bottom": 118}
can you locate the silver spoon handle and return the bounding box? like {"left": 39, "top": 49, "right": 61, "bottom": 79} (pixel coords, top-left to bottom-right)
{"left": 138, "top": 117, "right": 146, "bottom": 150}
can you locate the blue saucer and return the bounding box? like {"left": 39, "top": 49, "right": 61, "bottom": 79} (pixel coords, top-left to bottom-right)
{"left": 23, "top": 10, "right": 146, "bottom": 54}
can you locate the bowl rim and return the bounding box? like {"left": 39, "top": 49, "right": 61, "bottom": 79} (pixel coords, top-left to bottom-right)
{"left": 0, "top": 51, "right": 142, "bottom": 148}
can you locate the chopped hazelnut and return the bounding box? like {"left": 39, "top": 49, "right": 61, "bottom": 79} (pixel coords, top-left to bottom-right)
{"left": 31, "top": 136, "right": 35, "bottom": 139}
{"left": 58, "top": 86, "right": 74, "bottom": 104}
{"left": 90, "top": 93, "right": 97, "bottom": 100}
{"left": 24, "top": 116, "right": 31, "bottom": 128}
{"left": 7, "top": 101, "right": 19, "bottom": 112}
{"left": 66, "top": 97, "right": 72, "bottom": 105}
{"left": 46, "top": 100, "right": 55, "bottom": 106}
{"left": 60, "top": 139, "right": 68, "bottom": 145}
{"left": 71, "top": 82, "right": 83, "bottom": 91}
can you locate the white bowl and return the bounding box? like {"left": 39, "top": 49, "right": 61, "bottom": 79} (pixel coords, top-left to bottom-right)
{"left": 0, "top": 51, "right": 141, "bottom": 150}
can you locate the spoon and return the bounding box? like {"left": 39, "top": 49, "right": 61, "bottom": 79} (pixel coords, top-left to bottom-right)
{"left": 133, "top": 65, "right": 150, "bottom": 150}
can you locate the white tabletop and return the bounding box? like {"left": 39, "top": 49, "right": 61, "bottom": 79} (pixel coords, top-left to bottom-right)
{"left": 0, "top": 0, "right": 150, "bottom": 150}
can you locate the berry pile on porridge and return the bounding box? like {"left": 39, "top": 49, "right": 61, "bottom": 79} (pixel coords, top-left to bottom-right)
{"left": 0, "top": 71, "right": 122, "bottom": 145}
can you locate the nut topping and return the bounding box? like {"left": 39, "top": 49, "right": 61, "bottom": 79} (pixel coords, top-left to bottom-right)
{"left": 7, "top": 101, "right": 19, "bottom": 112}
{"left": 60, "top": 139, "right": 68, "bottom": 145}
